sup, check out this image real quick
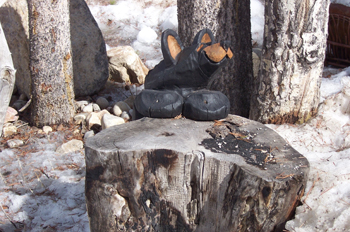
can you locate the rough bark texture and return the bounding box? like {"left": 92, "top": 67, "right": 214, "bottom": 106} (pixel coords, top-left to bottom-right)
{"left": 0, "top": 17, "right": 16, "bottom": 137}
{"left": 177, "top": 0, "right": 253, "bottom": 117}
{"left": 85, "top": 115, "right": 309, "bottom": 231}
{"left": 250, "top": 0, "right": 330, "bottom": 124}
{"left": 28, "top": 0, "right": 75, "bottom": 127}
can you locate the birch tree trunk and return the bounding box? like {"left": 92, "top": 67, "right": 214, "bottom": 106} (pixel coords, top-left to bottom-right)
{"left": 0, "top": 13, "right": 16, "bottom": 137}
{"left": 250, "top": 0, "right": 330, "bottom": 124}
{"left": 177, "top": 0, "right": 253, "bottom": 117}
{"left": 28, "top": 0, "right": 75, "bottom": 127}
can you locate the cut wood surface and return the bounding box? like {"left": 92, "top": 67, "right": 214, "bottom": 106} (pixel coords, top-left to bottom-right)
{"left": 85, "top": 115, "right": 309, "bottom": 231}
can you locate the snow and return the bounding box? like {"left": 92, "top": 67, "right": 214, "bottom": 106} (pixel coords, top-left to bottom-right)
{"left": 1, "top": 0, "right": 350, "bottom": 231}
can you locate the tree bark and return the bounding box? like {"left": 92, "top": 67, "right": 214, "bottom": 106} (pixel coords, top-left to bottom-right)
{"left": 0, "top": 16, "right": 16, "bottom": 137}
{"left": 177, "top": 0, "right": 253, "bottom": 117}
{"left": 28, "top": 0, "right": 75, "bottom": 127}
{"left": 85, "top": 115, "right": 309, "bottom": 232}
{"left": 250, "top": 0, "right": 330, "bottom": 124}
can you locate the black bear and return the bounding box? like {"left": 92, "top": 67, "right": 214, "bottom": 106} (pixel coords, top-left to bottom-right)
{"left": 134, "top": 28, "right": 233, "bottom": 121}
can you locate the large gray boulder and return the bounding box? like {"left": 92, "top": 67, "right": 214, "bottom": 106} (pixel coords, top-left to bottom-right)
{"left": 0, "top": 0, "right": 108, "bottom": 98}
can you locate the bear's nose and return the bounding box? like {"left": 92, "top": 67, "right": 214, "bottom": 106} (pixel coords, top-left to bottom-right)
{"left": 203, "top": 42, "right": 233, "bottom": 63}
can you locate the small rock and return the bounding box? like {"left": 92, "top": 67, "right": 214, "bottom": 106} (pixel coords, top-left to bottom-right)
{"left": 129, "top": 109, "right": 134, "bottom": 120}
{"left": 113, "top": 101, "right": 131, "bottom": 116}
{"left": 43, "top": 126, "right": 53, "bottom": 134}
{"left": 12, "top": 100, "right": 27, "bottom": 111}
{"left": 84, "top": 130, "right": 95, "bottom": 141}
{"left": 96, "top": 109, "right": 111, "bottom": 120}
{"left": 86, "top": 112, "right": 101, "bottom": 130}
{"left": 113, "top": 105, "right": 123, "bottom": 116}
{"left": 4, "top": 107, "right": 19, "bottom": 123}
{"left": 19, "top": 93, "right": 27, "bottom": 101}
{"left": 56, "top": 139, "right": 84, "bottom": 154}
{"left": 7, "top": 139, "right": 24, "bottom": 148}
{"left": 2, "top": 125, "right": 17, "bottom": 137}
{"left": 101, "top": 114, "right": 125, "bottom": 130}
{"left": 107, "top": 46, "right": 149, "bottom": 84}
{"left": 93, "top": 103, "right": 101, "bottom": 112}
{"left": 74, "top": 113, "right": 89, "bottom": 125}
{"left": 83, "top": 103, "right": 94, "bottom": 113}
{"left": 121, "top": 111, "right": 130, "bottom": 121}
{"left": 75, "top": 100, "right": 90, "bottom": 110}
{"left": 96, "top": 97, "right": 109, "bottom": 110}
{"left": 124, "top": 95, "right": 135, "bottom": 109}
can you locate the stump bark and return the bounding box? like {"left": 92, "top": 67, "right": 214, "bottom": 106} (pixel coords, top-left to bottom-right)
{"left": 85, "top": 115, "right": 309, "bottom": 231}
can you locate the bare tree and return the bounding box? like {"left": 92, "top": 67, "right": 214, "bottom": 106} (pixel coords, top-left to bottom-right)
{"left": 250, "top": 0, "right": 330, "bottom": 124}
{"left": 177, "top": 0, "right": 253, "bottom": 117}
{"left": 28, "top": 0, "right": 75, "bottom": 127}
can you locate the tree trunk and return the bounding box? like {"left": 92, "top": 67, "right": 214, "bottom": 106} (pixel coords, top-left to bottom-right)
{"left": 250, "top": 0, "right": 330, "bottom": 124}
{"left": 28, "top": 0, "right": 75, "bottom": 127}
{"left": 0, "top": 16, "right": 16, "bottom": 137}
{"left": 85, "top": 115, "right": 309, "bottom": 232}
{"left": 177, "top": 0, "right": 253, "bottom": 117}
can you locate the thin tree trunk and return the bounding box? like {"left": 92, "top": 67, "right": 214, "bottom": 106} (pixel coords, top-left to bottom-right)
{"left": 28, "top": 0, "right": 75, "bottom": 127}
{"left": 177, "top": 0, "right": 253, "bottom": 117}
{"left": 250, "top": 0, "right": 330, "bottom": 124}
{"left": 0, "top": 16, "right": 16, "bottom": 137}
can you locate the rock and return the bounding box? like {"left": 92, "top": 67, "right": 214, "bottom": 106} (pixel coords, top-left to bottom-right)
{"left": 86, "top": 110, "right": 110, "bottom": 130}
{"left": 70, "top": 0, "right": 109, "bottom": 97}
{"left": 75, "top": 100, "right": 90, "bottom": 110}
{"left": 92, "top": 103, "right": 101, "bottom": 112}
{"left": 124, "top": 95, "right": 135, "bottom": 109}
{"left": 85, "top": 115, "right": 309, "bottom": 232}
{"left": 18, "top": 93, "right": 27, "bottom": 101}
{"left": 86, "top": 112, "right": 101, "bottom": 130}
{"left": 74, "top": 113, "right": 89, "bottom": 125}
{"left": 42, "top": 126, "right": 52, "bottom": 134}
{"left": 107, "top": 46, "right": 149, "bottom": 84}
{"left": 120, "top": 111, "right": 130, "bottom": 121}
{"left": 112, "top": 101, "right": 132, "bottom": 117}
{"left": 82, "top": 103, "right": 93, "bottom": 113}
{"left": 4, "top": 107, "right": 18, "bottom": 123}
{"left": 7, "top": 139, "right": 24, "bottom": 148}
{"left": 96, "top": 97, "right": 109, "bottom": 110}
{"left": 101, "top": 114, "right": 125, "bottom": 130}
{"left": 12, "top": 100, "right": 26, "bottom": 111}
{"left": 84, "top": 130, "right": 95, "bottom": 141}
{"left": 2, "top": 124, "right": 17, "bottom": 137}
{"left": 56, "top": 139, "right": 84, "bottom": 154}
{"left": 112, "top": 105, "right": 122, "bottom": 117}
{"left": 0, "top": 0, "right": 108, "bottom": 98}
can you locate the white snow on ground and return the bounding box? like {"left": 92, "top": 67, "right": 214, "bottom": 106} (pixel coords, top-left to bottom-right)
{"left": 1, "top": 0, "right": 350, "bottom": 231}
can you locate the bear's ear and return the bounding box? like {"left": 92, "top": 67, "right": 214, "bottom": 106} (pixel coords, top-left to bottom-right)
{"left": 161, "top": 29, "right": 184, "bottom": 65}
{"left": 192, "top": 28, "right": 216, "bottom": 51}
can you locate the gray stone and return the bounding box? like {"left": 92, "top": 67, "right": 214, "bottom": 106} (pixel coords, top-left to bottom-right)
{"left": 92, "top": 103, "right": 101, "bottom": 112}
{"left": 42, "top": 126, "right": 52, "bottom": 134}
{"left": 56, "top": 139, "right": 84, "bottom": 154}
{"left": 7, "top": 139, "right": 24, "bottom": 148}
{"left": 2, "top": 124, "right": 17, "bottom": 137}
{"left": 0, "top": 0, "right": 108, "bottom": 98}
{"left": 4, "top": 107, "right": 18, "bottom": 123}
{"left": 124, "top": 95, "right": 135, "bottom": 109}
{"left": 96, "top": 97, "right": 109, "bottom": 110}
{"left": 82, "top": 103, "right": 94, "bottom": 113}
{"left": 120, "top": 111, "right": 130, "bottom": 121}
{"left": 12, "top": 100, "right": 26, "bottom": 111}
{"left": 107, "top": 46, "right": 149, "bottom": 84}
{"left": 101, "top": 114, "right": 125, "bottom": 130}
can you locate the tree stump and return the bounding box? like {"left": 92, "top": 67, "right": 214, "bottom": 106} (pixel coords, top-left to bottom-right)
{"left": 85, "top": 115, "right": 309, "bottom": 231}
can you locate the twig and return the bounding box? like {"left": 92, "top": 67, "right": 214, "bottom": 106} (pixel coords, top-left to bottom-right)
{"left": 0, "top": 204, "right": 17, "bottom": 229}
{"left": 303, "top": 173, "right": 320, "bottom": 204}
{"left": 319, "top": 184, "right": 334, "bottom": 197}
{"left": 0, "top": 171, "right": 7, "bottom": 185}
{"left": 18, "top": 97, "right": 32, "bottom": 113}
{"left": 339, "top": 199, "right": 350, "bottom": 206}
